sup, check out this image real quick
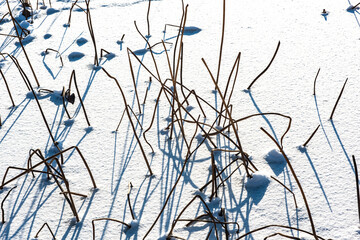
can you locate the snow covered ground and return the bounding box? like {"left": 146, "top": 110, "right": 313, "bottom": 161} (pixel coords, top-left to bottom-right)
{"left": 0, "top": 0, "right": 360, "bottom": 239}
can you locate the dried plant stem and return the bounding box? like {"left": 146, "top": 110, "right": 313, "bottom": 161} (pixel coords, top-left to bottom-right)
{"left": 6, "top": 0, "right": 40, "bottom": 87}
{"left": 0, "top": 69, "right": 15, "bottom": 107}
{"left": 211, "top": 163, "right": 244, "bottom": 199}
{"left": 218, "top": 52, "right": 241, "bottom": 125}
{"left": 115, "top": 109, "right": 126, "bottom": 132}
{"left": 147, "top": 0, "right": 151, "bottom": 36}
{"left": 303, "top": 125, "right": 320, "bottom": 147}
{"left": 142, "top": 77, "right": 152, "bottom": 105}
{"left": 211, "top": 112, "right": 292, "bottom": 148}
{"left": 206, "top": 227, "right": 213, "bottom": 239}
{"left": 215, "top": 0, "right": 226, "bottom": 86}
{"left": 0, "top": 53, "right": 30, "bottom": 90}
{"left": 200, "top": 159, "right": 243, "bottom": 191}
{"left": 0, "top": 33, "right": 18, "bottom": 38}
{"left": 67, "top": 0, "right": 79, "bottom": 26}
{"left": 100, "top": 49, "right": 110, "bottom": 58}
{"left": 102, "top": 68, "right": 152, "bottom": 175}
{"left": 45, "top": 48, "right": 64, "bottom": 66}
{"left": 247, "top": 41, "right": 281, "bottom": 90}
{"left": 127, "top": 105, "right": 142, "bottom": 129}
{"left": 261, "top": 127, "right": 318, "bottom": 240}
{"left": 177, "top": 218, "right": 240, "bottom": 233}
{"left": 0, "top": 12, "right": 9, "bottom": 24}
{"left": 271, "top": 176, "right": 298, "bottom": 208}
{"left": 69, "top": 70, "right": 91, "bottom": 126}
{"left": 329, "top": 78, "right": 348, "bottom": 120}
{"left": 35, "top": 222, "right": 56, "bottom": 239}
{"left": 1, "top": 185, "right": 17, "bottom": 223}
{"left": 143, "top": 84, "right": 167, "bottom": 152}
{"left": 353, "top": 155, "right": 360, "bottom": 223}
{"left": 264, "top": 232, "right": 300, "bottom": 240}
{"left": 313, "top": 68, "right": 320, "bottom": 95}
{"left": 144, "top": 121, "right": 208, "bottom": 239}
{"left": 60, "top": 191, "right": 86, "bottom": 198}
{"left": 85, "top": 0, "right": 99, "bottom": 66}
{"left": 2, "top": 146, "right": 96, "bottom": 189}
{"left": 43, "top": 159, "right": 79, "bottom": 221}
{"left": 127, "top": 182, "right": 135, "bottom": 220}
{"left": 92, "top": 218, "right": 131, "bottom": 240}
{"left": 179, "top": 42, "right": 188, "bottom": 105}
{"left": 202, "top": 58, "right": 251, "bottom": 170}
{"left": 127, "top": 49, "right": 142, "bottom": 114}
{"left": 236, "top": 224, "right": 326, "bottom": 240}
{"left": 168, "top": 195, "right": 220, "bottom": 239}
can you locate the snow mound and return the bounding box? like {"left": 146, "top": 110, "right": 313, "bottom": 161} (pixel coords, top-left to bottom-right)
{"left": 15, "top": 35, "right": 35, "bottom": 46}
{"left": 183, "top": 26, "right": 202, "bottom": 36}
{"left": 245, "top": 171, "right": 271, "bottom": 189}
{"left": 68, "top": 52, "right": 85, "bottom": 62}
{"left": 264, "top": 149, "right": 285, "bottom": 163}
{"left": 133, "top": 48, "right": 148, "bottom": 56}
{"left": 76, "top": 37, "right": 88, "bottom": 46}
{"left": 46, "top": 8, "right": 60, "bottom": 15}
{"left": 43, "top": 33, "right": 52, "bottom": 39}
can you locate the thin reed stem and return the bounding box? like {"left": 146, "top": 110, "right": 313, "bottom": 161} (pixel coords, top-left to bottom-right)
{"left": 303, "top": 125, "right": 320, "bottom": 147}
{"left": 45, "top": 48, "right": 64, "bottom": 66}
{"left": 127, "top": 182, "right": 135, "bottom": 220}
{"left": 329, "top": 78, "right": 348, "bottom": 120}
{"left": 247, "top": 41, "right": 280, "bottom": 90}
{"left": 69, "top": 70, "right": 91, "bottom": 126}
{"left": 102, "top": 68, "right": 153, "bottom": 175}
{"left": 92, "top": 218, "right": 131, "bottom": 240}
{"left": 313, "top": 68, "right": 320, "bottom": 96}
{"left": 1, "top": 185, "right": 17, "bottom": 223}
{"left": 147, "top": 0, "right": 151, "bottom": 36}
{"left": 126, "top": 49, "right": 142, "bottom": 114}
{"left": 261, "top": 127, "right": 318, "bottom": 240}
{"left": 353, "top": 155, "right": 360, "bottom": 224}
{"left": 236, "top": 224, "right": 325, "bottom": 240}
{"left": 6, "top": 0, "right": 40, "bottom": 87}
{"left": 215, "top": 0, "right": 226, "bottom": 86}
{"left": 35, "top": 222, "right": 56, "bottom": 239}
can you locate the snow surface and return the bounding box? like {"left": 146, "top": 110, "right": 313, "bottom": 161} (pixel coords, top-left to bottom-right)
{"left": 1, "top": 0, "right": 360, "bottom": 239}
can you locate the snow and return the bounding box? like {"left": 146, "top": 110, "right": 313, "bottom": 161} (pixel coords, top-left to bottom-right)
{"left": 0, "top": 0, "right": 360, "bottom": 239}
{"left": 245, "top": 171, "right": 271, "bottom": 189}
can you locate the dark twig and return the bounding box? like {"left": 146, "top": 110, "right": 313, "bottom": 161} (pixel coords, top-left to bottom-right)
{"left": 146, "top": 0, "right": 151, "bottom": 36}
{"left": 127, "top": 182, "right": 135, "bottom": 220}
{"left": 236, "top": 224, "right": 326, "bottom": 240}
{"left": 353, "top": 155, "right": 360, "bottom": 224}
{"left": 313, "top": 68, "right": 320, "bottom": 96}
{"left": 271, "top": 176, "right": 298, "bottom": 208}
{"left": 35, "top": 222, "right": 56, "bottom": 239}
{"left": 127, "top": 48, "right": 142, "bottom": 114}
{"left": 261, "top": 127, "right": 318, "bottom": 240}
{"left": 1, "top": 185, "right": 17, "bottom": 223}
{"left": 264, "top": 232, "right": 300, "bottom": 240}
{"left": 69, "top": 70, "right": 91, "bottom": 126}
{"left": 102, "top": 68, "right": 152, "bottom": 175}
{"left": 100, "top": 49, "right": 110, "bottom": 58}
{"left": 303, "top": 125, "right": 320, "bottom": 147}
{"left": 45, "top": 48, "right": 64, "bottom": 67}
{"left": 142, "top": 77, "right": 152, "bottom": 105}
{"left": 329, "top": 78, "right": 348, "bottom": 120}
{"left": 92, "top": 218, "right": 131, "bottom": 240}
{"left": 247, "top": 41, "right": 281, "bottom": 90}
{"left": 215, "top": 0, "right": 226, "bottom": 86}
{"left": 6, "top": 0, "right": 40, "bottom": 87}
